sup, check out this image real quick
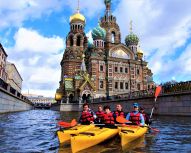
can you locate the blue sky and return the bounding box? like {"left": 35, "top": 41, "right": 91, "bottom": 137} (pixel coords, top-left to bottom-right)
{"left": 0, "top": 0, "right": 191, "bottom": 97}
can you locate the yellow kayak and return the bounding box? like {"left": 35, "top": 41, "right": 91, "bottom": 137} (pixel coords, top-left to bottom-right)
{"left": 119, "top": 125, "right": 148, "bottom": 147}
{"left": 71, "top": 126, "right": 119, "bottom": 153}
{"left": 57, "top": 124, "right": 95, "bottom": 145}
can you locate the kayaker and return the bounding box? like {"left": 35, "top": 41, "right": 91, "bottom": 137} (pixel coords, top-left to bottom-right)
{"left": 79, "top": 103, "right": 96, "bottom": 125}
{"left": 139, "top": 107, "right": 150, "bottom": 125}
{"left": 103, "top": 105, "right": 115, "bottom": 125}
{"left": 113, "top": 104, "right": 125, "bottom": 123}
{"left": 126, "top": 103, "right": 145, "bottom": 126}
{"left": 95, "top": 105, "right": 105, "bottom": 123}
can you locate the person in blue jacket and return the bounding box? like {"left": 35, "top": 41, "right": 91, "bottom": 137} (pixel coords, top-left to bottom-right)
{"left": 126, "top": 103, "right": 145, "bottom": 126}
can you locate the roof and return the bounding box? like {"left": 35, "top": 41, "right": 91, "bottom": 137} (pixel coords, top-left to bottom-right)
{"left": 6, "top": 61, "right": 23, "bottom": 81}
{"left": 0, "top": 43, "right": 8, "bottom": 57}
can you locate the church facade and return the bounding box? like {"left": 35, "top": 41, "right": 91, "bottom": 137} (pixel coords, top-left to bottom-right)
{"left": 55, "top": 0, "right": 154, "bottom": 103}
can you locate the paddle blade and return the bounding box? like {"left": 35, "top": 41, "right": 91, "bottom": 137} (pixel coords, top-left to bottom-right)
{"left": 150, "top": 127, "right": 160, "bottom": 132}
{"left": 155, "top": 86, "right": 162, "bottom": 98}
{"left": 116, "top": 116, "right": 131, "bottom": 124}
{"left": 58, "top": 119, "right": 77, "bottom": 128}
{"left": 71, "top": 119, "right": 77, "bottom": 127}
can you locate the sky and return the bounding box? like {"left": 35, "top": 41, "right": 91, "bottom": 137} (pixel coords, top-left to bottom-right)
{"left": 0, "top": 0, "right": 191, "bottom": 97}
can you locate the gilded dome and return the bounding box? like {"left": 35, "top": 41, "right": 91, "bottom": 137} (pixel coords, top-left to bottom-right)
{"left": 92, "top": 24, "right": 106, "bottom": 40}
{"left": 137, "top": 49, "right": 144, "bottom": 54}
{"left": 70, "top": 12, "right": 86, "bottom": 23}
{"left": 125, "top": 33, "right": 139, "bottom": 46}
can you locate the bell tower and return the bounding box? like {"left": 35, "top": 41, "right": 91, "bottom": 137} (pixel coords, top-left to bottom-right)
{"left": 100, "top": 0, "right": 121, "bottom": 44}
{"left": 58, "top": 0, "right": 88, "bottom": 96}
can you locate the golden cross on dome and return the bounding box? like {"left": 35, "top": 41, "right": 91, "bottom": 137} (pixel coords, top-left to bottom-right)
{"left": 130, "top": 20, "right": 133, "bottom": 33}
{"left": 77, "top": 0, "right": 80, "bottom": 13}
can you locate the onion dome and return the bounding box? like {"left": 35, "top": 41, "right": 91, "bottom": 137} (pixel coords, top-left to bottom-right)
{"left": 55, "top": 92, "right": 63, "bottom": 101}
{"left": 70, "top": 12, "right": 86, "bottom": 23}
{"left": 104, "top": 0, "right": 111, "bottom": 4}
{"left": 137, "top": 48, "right": 144, "bottom": 60}
{"left": 125, "top": 32, "right": 139, "bottom": 46}
{"left": 91, "top": 24, "right": 106, "bottom": 40}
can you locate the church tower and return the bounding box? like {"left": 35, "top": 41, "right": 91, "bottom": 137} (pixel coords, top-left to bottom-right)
{"left": 100, "top": 0, "right": 121, "bottom": 44}
{"left": 60, "top": 1, "right": 88, "bottom": 80}
{"left": 56, "top": 1, "right": 88, "bottom": 102}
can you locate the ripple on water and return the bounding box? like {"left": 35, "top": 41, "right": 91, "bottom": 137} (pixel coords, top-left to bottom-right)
{"left": 0, "top": 111, "right": 191, "bottom": 153}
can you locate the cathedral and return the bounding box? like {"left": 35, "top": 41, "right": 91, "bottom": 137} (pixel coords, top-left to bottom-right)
{"left": 55, "top": 0, "right": 154, "bottom": 103}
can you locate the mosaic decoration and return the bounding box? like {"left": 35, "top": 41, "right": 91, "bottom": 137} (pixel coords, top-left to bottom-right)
{"left": 64, "top": 78, "right": 74, "bottom": 90}
{"left": 111, "top": 50, "right": 130, "bottom": 59}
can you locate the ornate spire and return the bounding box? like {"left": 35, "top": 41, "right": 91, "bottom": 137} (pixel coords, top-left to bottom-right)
{"left": 130, "top": 20, "right": 133, "bottom": 33}
{"left": 77, "top": 0, "right": 80, "bottom": 13}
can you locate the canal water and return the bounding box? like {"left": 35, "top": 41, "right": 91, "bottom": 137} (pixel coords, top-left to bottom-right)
{"left": 0, "top": 110, "right": 191, "bottom": 153}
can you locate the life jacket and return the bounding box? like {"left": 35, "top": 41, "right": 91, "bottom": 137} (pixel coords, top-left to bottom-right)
{"left": 103, "top": 112, "right": 115, "bottom": 124}
{"left": 129, "top": 112, "right": 141, "bottom": 125}
{"left": 114, "top": 111, "right": 125, "bottom": 118}
{"left": 80, "top": 111, "right": 94, "bottom": 124}
{"left": 96, "top": 111, "right": 105, "bottom": 120}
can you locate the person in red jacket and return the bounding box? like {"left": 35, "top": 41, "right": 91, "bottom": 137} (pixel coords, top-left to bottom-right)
{"left": 140, "top": 107, "right": 150, "bottom": 125}
{"left": 126, "top": 103, "right": 145, "bottom": 126}
{"left": 103, "top": 105, "right": 115, "bottom": 125}
{"left": 79, "top": 103, "right": 95, "bottom": 125}
{"left": 95, "top": 105, "right": 105, "bottom": 123}
{"left": 113, "top": 104, "right": 125, "bottom": 123}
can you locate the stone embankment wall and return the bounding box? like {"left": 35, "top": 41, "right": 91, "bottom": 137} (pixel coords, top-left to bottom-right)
{"left": 0, "top": 79, "right": 32, "bottom": 113}
{"left": 56, "top": 81, "right": 191, "bottom": 116}
{"left": 90, "top": 91, "right": 191, "bottom": 116}
{"left": 57, "top": 91, "right": 191, "bottom": 116}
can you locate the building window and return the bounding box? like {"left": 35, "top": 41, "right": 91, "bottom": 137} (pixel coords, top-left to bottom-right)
{"left": 100, "top": 81, "right": 103, "bottom": 89}
{"left": 100, "top": 65, "right": 103, "bottom": 71}
{"left": 125, "top": 82, "right": 129, "bottom": 90}
{"left": 115, "top": 67, "right": 118, "bottom": 72}
{"left": 148, "top": 85, "right": 150, "bottom": 89}
{"left": 77, "top": 36, "right": 81, "bottom": 46}
{"left": 137, "top": 84, "right": 141, "bottom": 90}
{"left": 125, "top": 68, "right": 128, "bottom": 73}
{"left": 120, "top": 82, "right": 124, "bottom": 89}
{"left": 115, "top": 82, "right": 118, "bottom": 89}
{"left": 111, "top": 31, "right": 115, "bottom": 43}
{"left": 120, "top": 67, "right": 123, "bottom": 73}
{"left": 137, "top": 69, "right": 140, "bottom": 75}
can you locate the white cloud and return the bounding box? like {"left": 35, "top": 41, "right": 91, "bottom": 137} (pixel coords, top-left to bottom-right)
{"left": 65, "top": 0, "right": 105, "bottom": 18}
{"left": 6, "top": 27, "right": 64, "bottom": 97}
{"left": 114, "top": 0, "right": 191, "bottom": 82}
{"left": 0, "top": 0, "right": 64, "bottom": 29}
{"left": 12, "top": 27, "right": 64, "bottom": 53}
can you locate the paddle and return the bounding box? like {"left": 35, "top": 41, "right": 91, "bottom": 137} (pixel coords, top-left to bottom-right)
{"left": 116, "top": 116, "right": 132, "bottom": 124}
{"left": 149, "top": 86, "right": 162, "bottom": 121}
{"left": 116, "top": 116, "right": 159, "bottom": 132}
{"left": 58, "top": 119, "right": 77, "bottom": 128}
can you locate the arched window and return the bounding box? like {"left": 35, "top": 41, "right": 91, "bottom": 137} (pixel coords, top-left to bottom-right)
{"left": 137, "top": 84, "right": 141, "bottom": 90}
{"left": 78, "top": 25, "right": 80, "bottom": 30}
{"left": 97, "top": 41, "right": 99, "bottom": 47}
{"left": 77, "top": 36, "right": 81, "bottom": 46}
{"left": 75, "top": 25, "right": 77, "bottom": 30}
{"left": 111, "top": 31, "right": 115, "bottom": 43}
{"left": 70, "top": 36, "right": 73, "bottom": 46}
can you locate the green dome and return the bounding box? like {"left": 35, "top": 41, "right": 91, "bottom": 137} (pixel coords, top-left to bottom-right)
{"left": 92, "top": 24, "right": 106, "bottom": 40}
{"left": 104, "top": 0, "right": 111, "bottom": 4}
{"left": 125, "top": 33, "right": 139, "bottom": 46}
